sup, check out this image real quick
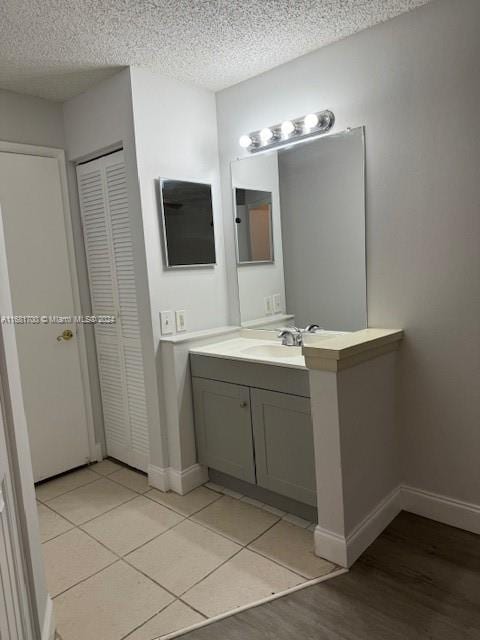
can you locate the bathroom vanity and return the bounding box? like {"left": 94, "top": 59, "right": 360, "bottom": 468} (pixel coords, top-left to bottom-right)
{"left": 155, "top": 125, "right": 405, "bottom": 569}
{"left": 190, "top": 336, "right": 315, "bottom": 506}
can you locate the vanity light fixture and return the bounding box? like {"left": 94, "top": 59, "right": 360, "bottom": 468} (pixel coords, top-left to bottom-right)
{"left": 239, "top": 134, "right": 253, "bottom": 149}
{"left": 281, "top": 120, "right": 295, "bottom": 136}
{"left": 259, "top": 127, "right": 274, "bottom": 143}
{"left": 238, "top": 109, "right": 335, "bottom": 153}
{"left": 304, "top": 113, "right": 319, "bottom": 130}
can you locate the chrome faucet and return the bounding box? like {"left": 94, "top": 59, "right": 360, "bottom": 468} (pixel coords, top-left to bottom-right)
{"left": 278, "top": 327, "right": 303, "bottom": 346}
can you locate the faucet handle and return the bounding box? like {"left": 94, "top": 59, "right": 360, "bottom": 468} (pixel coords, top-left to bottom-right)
{"left": 278, "top": 327, "right": 302, "bottom": 346}
{"left": 277, "top": 327, "right": 294, "bottom": 335}
{"left": 278, "top": 328, "right": 294, "bottom": 346}
{"left": 304, "top": 324, "right": 321, "bottom": 333}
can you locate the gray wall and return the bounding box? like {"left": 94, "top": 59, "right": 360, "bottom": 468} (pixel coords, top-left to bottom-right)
{"left": 0, "top": 88, "right": 65, "bottom": 148}
{"left": 278, "top": 128, "right": 366, "bottom": 331}
{"left": 216, "top": 0, "right": 480, "bottom": 506}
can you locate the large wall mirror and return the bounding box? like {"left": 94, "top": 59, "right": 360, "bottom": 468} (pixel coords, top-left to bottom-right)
{"left": 230, "top": 127, "right": 366, "bottom": 332}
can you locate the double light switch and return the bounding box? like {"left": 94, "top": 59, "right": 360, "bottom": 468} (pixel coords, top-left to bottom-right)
{"left": 160, "top": 310, "right": 186, "bottom": 335}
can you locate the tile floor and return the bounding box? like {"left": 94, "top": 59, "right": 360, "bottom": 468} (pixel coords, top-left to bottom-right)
{"left": 37, "top": 460, "right": 337, "bottom": 640}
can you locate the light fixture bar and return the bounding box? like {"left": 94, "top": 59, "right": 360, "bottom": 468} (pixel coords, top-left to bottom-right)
{"left": 239, "top": 110, "right": 335, "bottom": 153}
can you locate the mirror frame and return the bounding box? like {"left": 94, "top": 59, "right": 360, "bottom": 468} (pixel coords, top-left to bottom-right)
{"left": 158, "top": 177, "right": 217, "bottom": 270}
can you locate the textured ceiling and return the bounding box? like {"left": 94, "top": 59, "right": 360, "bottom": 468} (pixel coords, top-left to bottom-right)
{"left": 0, "top": 0, "right": 431, "bottom": 102}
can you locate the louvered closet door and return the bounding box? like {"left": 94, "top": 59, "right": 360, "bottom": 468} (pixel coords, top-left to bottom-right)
{"left": 77, "top": 151, "right": 149, "bottom": 471}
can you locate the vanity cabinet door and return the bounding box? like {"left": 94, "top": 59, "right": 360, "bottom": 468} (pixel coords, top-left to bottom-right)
{"left": 251, "top": 389, "right": 316, "bottom": 506}
{"left": 192, "top": 378, "right": 256, "bottom": 483}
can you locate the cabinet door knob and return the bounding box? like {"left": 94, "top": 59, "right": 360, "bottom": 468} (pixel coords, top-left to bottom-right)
{"left": 240, "top": 401, "right": 248, "bottom": 408}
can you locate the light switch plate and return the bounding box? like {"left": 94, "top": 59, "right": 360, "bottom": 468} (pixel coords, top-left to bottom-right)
{"left": 160, "top": 310, "right": 174, "bottom": 335}
{"left": 264, "top": 296, "right": 274, "bottom": 316}
{"left": 175, "top": 310, "right": 186, "bottom": 332}
{"left": 273, "top": 293, "right": 282, "bottom": 314}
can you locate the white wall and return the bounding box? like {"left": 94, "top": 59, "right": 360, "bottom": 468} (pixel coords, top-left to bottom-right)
{"left": 63, "top": 68, "right": 167, "bottom": 468}
{"left": 128, "top": 67, "right": 229, "bottom": 475}
{"left": 0, "top": 88, "right": 65, "bottom": 148}
{"left": 216, "top": 0, "right": 480, "bottom": 509}
{"left": 129, "top": 67, "right": 229, "bottom": 336}
{"left": 63, "top": 70, "right": 131, "bottom": 162}
{"left": 231, "top": 152, "right": 285, "bottom": 323}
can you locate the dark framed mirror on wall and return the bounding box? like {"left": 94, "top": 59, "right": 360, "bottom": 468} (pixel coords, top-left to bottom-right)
{"left": 159, "top": 178, "right": 216, "bottom": 268}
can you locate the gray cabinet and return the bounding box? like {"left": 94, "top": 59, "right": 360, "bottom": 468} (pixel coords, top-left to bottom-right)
{"left": 192, "top": 378, "right": 256, "bottom": 483}
{"left": 192, "top": 370, "right": 316, "bottom": 506}
{"left": 251, "top": 389, "right": 316, "bottom": 506}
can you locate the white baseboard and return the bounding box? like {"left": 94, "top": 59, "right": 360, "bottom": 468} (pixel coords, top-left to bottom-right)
{"left": 168, "top": 464, "right": 209, "bottom": 495}
{"left": 92, "top": 442, "right": 103, "bottom": 463}
{"left": 148, "top": 464, "right": 170, "bottom": 492}
{"left": 314, "top": 485, "right": 402, "bottom": 568}
{"left": 346, "top": 485, "right": 403, "bottom": 566}
{"left": 315, "top": 484, "right": 480, "bottom": 569}
{"left": 402, "top": 485, "right": 480, "bottom": 535}
{"left": 148, "top": 463, "right": 208, "bottom": 495}
{"left": 314, "top": 525, "right": 348, "bottom": 567}
{"left": 42, "top": 596, "right": 55, "bottom": 640}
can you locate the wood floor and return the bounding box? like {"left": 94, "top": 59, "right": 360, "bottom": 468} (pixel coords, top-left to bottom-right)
{"left": 181, "top": 512, "right": 480, "bottom": 640}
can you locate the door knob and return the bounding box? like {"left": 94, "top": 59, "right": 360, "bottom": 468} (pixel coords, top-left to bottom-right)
{"left": 57, "top": 329, "right": 74, "bottom": 342}
{"left": 240, "top": 401, "right": 248, "bottom": 408}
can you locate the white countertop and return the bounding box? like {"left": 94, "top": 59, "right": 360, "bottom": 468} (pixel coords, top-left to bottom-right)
{"left": 303, "top": 328, "right": 404, "bottom": 371}
{"left": 189, "top": 330, "right": 344, "bottom": 370}
{"left": 189, "top": 336, "right": 305, "bottom": 369}
{"left": 188, "top": 327, "right": 403, "bottom": 372}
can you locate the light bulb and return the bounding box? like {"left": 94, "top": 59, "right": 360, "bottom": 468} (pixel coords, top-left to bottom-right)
{"left": 259, "top": 127, "right": 273, "bottom": 143}
{"left": 239, "top": 135, "right": 252, "bottom": 149}
{"left": 281, "top": 120, "right": 295, "bottom": 136}
{"left": 304, "top": 113, "right": 319, "bottom": 130}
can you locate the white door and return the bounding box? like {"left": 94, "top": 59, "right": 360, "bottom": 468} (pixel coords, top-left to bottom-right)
{"left": 0, "top": 151, "right": 91, "bottom": 482}
{"left": 77, "top": 152, "right": 149, "bottom": 471}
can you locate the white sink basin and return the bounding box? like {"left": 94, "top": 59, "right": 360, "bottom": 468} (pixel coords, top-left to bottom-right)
{"left": 241, "top": 344, "right": 302, "bottom": 358}
{"left": 189, "top": 330, "right": 351, "bottom": 370}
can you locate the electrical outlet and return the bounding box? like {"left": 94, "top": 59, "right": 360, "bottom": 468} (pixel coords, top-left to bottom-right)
{"left": 273, "top": 293, "right": 282, "bottom": 314}
{"left": 264, "top": 295, "right": 274, "bottom": 316}
{"left": 160, "top": 310, "right": 174, "bottom": 335}
{"left": 175, "top": 310, "right": 186, "bottom": 332}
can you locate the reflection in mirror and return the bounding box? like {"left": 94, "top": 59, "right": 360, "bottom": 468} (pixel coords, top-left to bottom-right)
{"left": 231, "top": 127, "right": 366, "bottom": 332}
{"left": 235, "top": 189, "right": 273, "bottom": 263}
